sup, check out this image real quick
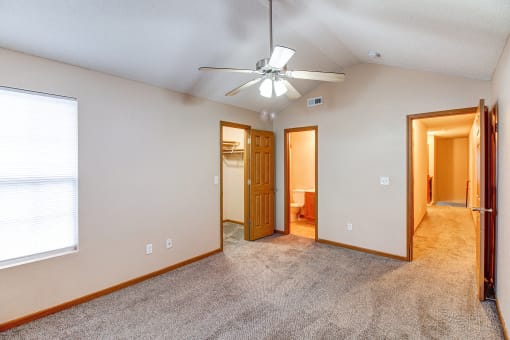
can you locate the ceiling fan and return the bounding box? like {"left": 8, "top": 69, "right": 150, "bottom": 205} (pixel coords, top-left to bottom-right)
{"left": 198, "top": 0, "right": 345, "bottom": 99}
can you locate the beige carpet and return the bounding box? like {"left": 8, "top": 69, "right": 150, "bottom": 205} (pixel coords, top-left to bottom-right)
{"left": 1, "top": 209, "right": 503, "bottom": 339}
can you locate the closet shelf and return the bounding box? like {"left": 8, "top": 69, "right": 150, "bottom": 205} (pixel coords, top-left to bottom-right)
{"left": 222, "top": 140, "right": 244, "bottom": 155}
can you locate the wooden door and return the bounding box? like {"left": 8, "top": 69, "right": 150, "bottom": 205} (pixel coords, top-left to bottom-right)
{"left": 249, "top": 129, "right": 275, "bottom": 240}
{"left": 474, "top": 99, "right": 498, "bottom": 301}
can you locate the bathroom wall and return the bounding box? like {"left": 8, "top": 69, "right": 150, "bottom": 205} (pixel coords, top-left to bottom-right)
{"left": 412, "top": 119, "right": 428, "bottom": 230}
{"left": 290, "top": 130, "right": 315, "bottom": 191}
{"left": 435, "top": 137, "right": 469, "bottom": 202}
{"left": 222, "top": 126, "right": 245, "bottom": 223}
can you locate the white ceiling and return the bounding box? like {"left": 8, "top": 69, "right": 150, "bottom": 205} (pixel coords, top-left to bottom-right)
{"left": 0, "top": 0, "right": 509, "bottom": 113}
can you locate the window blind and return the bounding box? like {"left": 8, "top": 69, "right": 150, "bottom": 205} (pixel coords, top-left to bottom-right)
{"left": 0, "top": 87, "right": 78, "bottom": 269}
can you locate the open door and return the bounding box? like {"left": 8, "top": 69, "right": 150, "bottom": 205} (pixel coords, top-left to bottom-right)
{"left": 249, "top": 129, "right": 275, "bottom": 240}
{"left": 473, "top": 99, "right": 498, "bottom": 301}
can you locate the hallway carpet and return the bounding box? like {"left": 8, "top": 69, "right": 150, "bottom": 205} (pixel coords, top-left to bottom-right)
{"left": 2, "top": 207, "right": 503, "bottom": 339}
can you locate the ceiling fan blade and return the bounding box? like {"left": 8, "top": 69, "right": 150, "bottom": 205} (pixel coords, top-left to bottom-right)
{"left": 268, "top": 46, "right": 296, "bottom": 69}
{"left": 225, "top": 78, "right": 262, "bottom": 96}
{"left": 285, "top": 70, "right": 345, "bottom": 82}
{"left": 199, "top": 67, "right": 260, "bottom": 75}
{"left": 282, "top": 80, "right": 301, "bottom": 99}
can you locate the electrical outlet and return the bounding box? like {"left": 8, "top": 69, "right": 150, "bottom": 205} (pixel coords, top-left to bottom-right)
{"left": 347, "top": 223, "right": 353, "bottom": 231}
{"left": 166, "top": 238, "right": 173, "bottom": 249}
{"left": 146, "top": 243, "right": 153, "bottom": 255}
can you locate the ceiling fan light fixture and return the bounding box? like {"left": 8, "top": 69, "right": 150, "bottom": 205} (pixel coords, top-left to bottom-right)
{"left": 259, "top": 78, "right": 273, "bottom": 98}
{"left": 274, "top": 78, "right": 287, "bottom": 96}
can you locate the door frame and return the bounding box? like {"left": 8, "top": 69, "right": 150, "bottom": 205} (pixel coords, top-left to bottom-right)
{"left": 284, "top": 126, "right": 318, "bottom": 240}
{"left": 220, "top": 121, "right": 251, "bottom": 250}
{"left": 406, "top": 106, "right": 477, "bottom": 261}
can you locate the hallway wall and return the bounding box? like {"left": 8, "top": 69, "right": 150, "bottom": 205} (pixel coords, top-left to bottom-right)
{"left": 412, "top": 119, "right": 428, "bottom": 230}
{"left": 435, "top": 137, "right": 469, "bottom": 202}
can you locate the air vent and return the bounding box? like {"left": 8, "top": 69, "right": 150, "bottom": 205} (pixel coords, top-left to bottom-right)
{"left": 307, "top": 96, "right": 323, "bottom": 107}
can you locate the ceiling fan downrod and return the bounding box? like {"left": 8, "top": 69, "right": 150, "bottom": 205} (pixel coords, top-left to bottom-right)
{"left": 269, "top": 0, "right": 273, "bottom": 55}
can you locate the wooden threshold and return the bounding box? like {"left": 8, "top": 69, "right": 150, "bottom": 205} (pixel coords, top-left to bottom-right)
{"left": 222, "top": 219, "right": 244, "bottom": 225}
{"left": 317, "top": 238, "right": 407, "bottom": 261}
{"left": 0, "top": 248, "right": 222, "bottom": 332}
{"left": 496, "top": 299, "right": 509, "bottom": 340}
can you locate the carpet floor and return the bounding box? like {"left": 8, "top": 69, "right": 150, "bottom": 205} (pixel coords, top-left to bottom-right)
{"left": 1, "top": 208, "right": 503, "bottom": 339}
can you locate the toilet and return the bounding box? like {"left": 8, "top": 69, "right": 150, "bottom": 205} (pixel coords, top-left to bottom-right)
{"left": 290, "top": 190, "right": 305, "bottom": 222}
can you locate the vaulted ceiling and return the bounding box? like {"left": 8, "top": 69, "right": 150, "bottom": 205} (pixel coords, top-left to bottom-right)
{"left": 0, "top": 0, "right": 509, "bottom": 113}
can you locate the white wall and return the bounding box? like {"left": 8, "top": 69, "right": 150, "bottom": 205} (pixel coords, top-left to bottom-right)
{"left": 0, "top": 48, "right": 271, "bottom": 323}
{"left": 273, "top": 63, "right": 490, "bottom": 256}
{"left": 222, "top": 126, "right": 244, "bottom": 222}
{"left": 492, "top": 37, "right": 510, "bottom": 334}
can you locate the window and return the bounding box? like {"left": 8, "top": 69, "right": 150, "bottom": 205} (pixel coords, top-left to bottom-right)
{"left": 0, "top": 87, "right": 78, "bottom": 269}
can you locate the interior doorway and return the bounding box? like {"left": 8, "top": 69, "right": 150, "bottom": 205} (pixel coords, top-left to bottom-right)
{"left": 220, "top": 121, "right": 250, "bottom": 249}
{"left": 284, "top": 126, "right": 318, "bottom": 240}
{"left": 220, "top": 122, "right": 276, "bottom": 249}
{"left": 407, "top": 100, "right": 498, "bottom": 301}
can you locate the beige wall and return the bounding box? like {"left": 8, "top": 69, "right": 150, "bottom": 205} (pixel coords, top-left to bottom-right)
{"left": 273, "top": 63, "right": 490, "bottom": 256}
{"left": 428, "top": 135, "right": 435, "bottom": 177}
{"left": 412, "top": 120, "right": 428, "bottom": 230}
{"left": 492, "top": 37, "right": 510, "bottom": 333}
{"left": 435, "top": 137, "right": 469, "bottom": 202}
{"left": 222, "top": 126, "right": 244, "bottom": 222}
{"left": 290, "top": 130, "right": 315, "bottom": 191}
{"left": 0, "top": 48, "right": 270, "bottom": 323}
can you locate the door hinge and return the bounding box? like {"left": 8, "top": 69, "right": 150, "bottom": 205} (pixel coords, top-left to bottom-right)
{"left": 247, "top": 137, "right": 251, "bottom": 145}
{"left": 247, "top": 179, "right": 251, "bottom": 185}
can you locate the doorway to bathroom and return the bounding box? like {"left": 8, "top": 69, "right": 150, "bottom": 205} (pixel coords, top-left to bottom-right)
{"left": 220, "top": 121, "right": 249, "bottom": 249}
{"left": 284, "top": 126, "right": 318, "bottom": 240}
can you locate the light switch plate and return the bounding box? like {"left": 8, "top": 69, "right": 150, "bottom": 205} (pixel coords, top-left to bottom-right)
{"left": 380, "top": 176, "right": 390, "bottom": 185}
{"left": 146, "top": 243, "right": 153, "bottom": 255}
{"left": 214, "top": 175, "right": 219, "bottom": 185}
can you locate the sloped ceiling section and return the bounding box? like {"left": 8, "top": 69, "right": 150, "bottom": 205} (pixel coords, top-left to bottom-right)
{"left": 0, "top": 0, "right": 509, "bottom": 113}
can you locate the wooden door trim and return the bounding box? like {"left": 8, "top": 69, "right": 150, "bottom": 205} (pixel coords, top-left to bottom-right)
{"left": 406, "top": 106, "right": 477, "bottom": 261}
{"left": 284, "top": 126, "right": 318, "bottom": 241}
{"left": 220, "top": 121, "right": 251, "bottom": 250}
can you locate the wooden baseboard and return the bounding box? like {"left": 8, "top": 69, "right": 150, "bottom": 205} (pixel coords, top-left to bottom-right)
{"left": 222, "top": 219, "right": 244, "bottom": 225}
{"left": 0, "top": 248, "right": 222, "bottom": 332}
{"left": 496, "top": 299, "right": 509, "bottom": 340}
{"left": 317, "top": 238, "right": 407, "bottom": 261}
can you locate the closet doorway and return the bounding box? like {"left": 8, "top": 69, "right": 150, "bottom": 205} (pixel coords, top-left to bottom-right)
{"left": 220, "top": 121, "right": 250, "bottom": 249}
{"left": 284, "top": 126, "right": 318, "bottom": 240}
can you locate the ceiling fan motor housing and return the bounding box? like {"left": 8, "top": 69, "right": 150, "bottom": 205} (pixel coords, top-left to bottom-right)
{"left": 256, "top": 58, "right": 270, "bottom": 71}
